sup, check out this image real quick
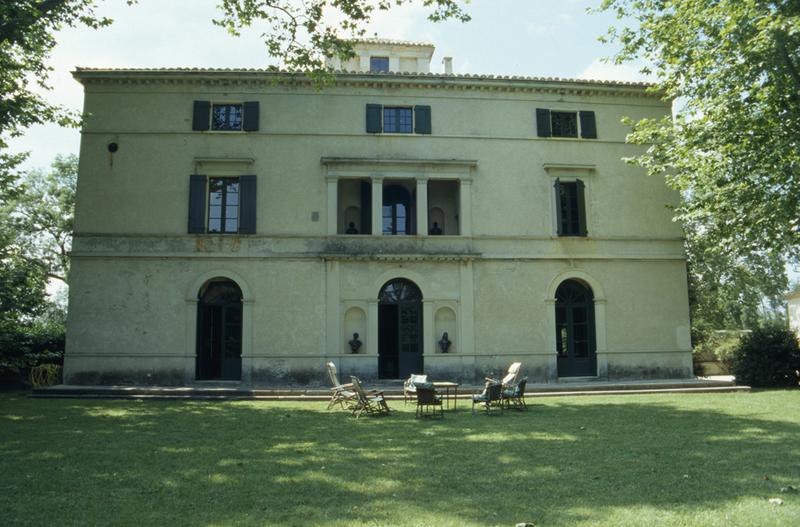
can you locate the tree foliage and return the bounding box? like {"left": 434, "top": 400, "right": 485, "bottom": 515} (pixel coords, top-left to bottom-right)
{"left": 214, "top": 0, "right": 469, "bottom": 79}
{"left": 12, "top": 154, "right": 76, "bottom": 283}
{"left": 0, "top": 1, "right": 123, "bottom": 143}
{"left": 0, "top": 154, "right": 72, "bottom": 380}
{"left": 600, "top": 0, "right": 800, "bottom": 331}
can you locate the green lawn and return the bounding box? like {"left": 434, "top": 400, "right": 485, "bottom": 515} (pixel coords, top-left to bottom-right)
{"left": 1, "top": 391, "right": 799, "bottom": 527}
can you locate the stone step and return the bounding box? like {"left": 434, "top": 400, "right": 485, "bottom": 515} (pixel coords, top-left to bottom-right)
{"left": 30, "top": 378, "right": 747, "bottom": 400}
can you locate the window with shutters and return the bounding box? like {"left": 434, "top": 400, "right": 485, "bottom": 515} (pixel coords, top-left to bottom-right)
{"left": 192, "top": 101, "right": 260, "bottom": 132}
{"left": 536, "top": 108, "right": 597, "bottom": 139}
{"left": 383, "top": 107, "right": 413, "bottom": 133}
{"left": 212, "top": 104, "right": 243, "bottom": 131}
{"left": 554, "top": 179, "right": 587, "bottom": 237}
{"left": 551, "top": 111, "right": 578, "bottom": 138}
{"left": 366, "top": 104, "right": 431, "bottom": 134}
{"left": 188, "top": 174, "right": 256, "bottom": 235}
{"left": 208, "top": 178, "right": 240, "bottom": 233}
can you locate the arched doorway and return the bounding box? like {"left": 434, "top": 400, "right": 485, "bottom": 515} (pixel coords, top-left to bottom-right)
{"left": 378, "top": 279, "right": 423, "bottom": 379}
{"left": 555, "top": 279, "right": 597, "bottom": 377}
{"left": 196, "top": 279, "right": 243, "bottom": 380}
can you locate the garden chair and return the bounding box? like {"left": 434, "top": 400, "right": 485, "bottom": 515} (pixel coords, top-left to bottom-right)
{"left": 350, "top": 376, "right": 390, "bottom": 418}
{"left": 403, "top": 373, "right": 428, "bottom": 403}
{"left": 325, "top": 362, "right": 356, "bottom": 410}
{"left": 472, "top": 380, "right": 504, "bottom": 415}
{"left": 487, "top": 362, "right": 522, "bottom": 390}
{"left": 502, "top": 376, "right": 528, "bottom": 410}
{"left": 414, "top": 382, "right": 443, "bottom": 419}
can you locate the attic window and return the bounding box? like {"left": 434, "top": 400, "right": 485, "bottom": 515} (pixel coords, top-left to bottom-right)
{"left": 370, "top": 57, "right": 389, "bottom": 73}
{"left": 212, "top": 104, "right": 243, "bottom": 131}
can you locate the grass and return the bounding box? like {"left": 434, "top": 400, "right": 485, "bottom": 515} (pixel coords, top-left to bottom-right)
{"left": 1, "top": 391, "right": 799, "bottom": 527}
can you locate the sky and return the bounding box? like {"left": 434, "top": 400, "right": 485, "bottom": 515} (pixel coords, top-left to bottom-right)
{"left": 8, "top": 0, "right": 646, "bottom": 171}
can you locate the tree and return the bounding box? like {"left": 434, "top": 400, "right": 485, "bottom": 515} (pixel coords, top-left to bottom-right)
{"left": 12, "top": 154, "right": 77, "bottom": 284}
{"left": 0, "top": 1, "right": 124, "bottom": 172}
{"left": 214, "top": 1, "right": 469, "bottom": 77}
{"left": 599, "top": 0, "right": 800, "bottom": 331}
{"left": 1, "top": 1, "right": 468, "bottom": 153}
{"left": 0, "top": 154, "right": 73, "bottom": 381}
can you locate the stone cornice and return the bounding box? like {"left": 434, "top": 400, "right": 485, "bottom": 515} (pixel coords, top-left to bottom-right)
{"left": 321, "top": 157, "right": 478, "bottom": 168}
{"left": 321, "top": 253, "right": 480, "bottom": 262}
{"left": 72, "top": 68, "right": 665, "bottom": 99}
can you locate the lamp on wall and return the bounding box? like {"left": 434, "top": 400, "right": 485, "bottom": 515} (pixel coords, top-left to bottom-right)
{"left": 439, "top": 332, "right": 452, "bottom": 353}
{"left": 348, "top": 332, "right": 362, "bottom": 353}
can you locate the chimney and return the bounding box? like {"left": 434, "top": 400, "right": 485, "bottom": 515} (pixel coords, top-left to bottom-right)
{"left": 442, "top": 56, "right": 453, "bottom": 75}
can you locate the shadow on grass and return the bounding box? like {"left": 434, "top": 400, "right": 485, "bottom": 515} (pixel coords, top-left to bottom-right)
{"left": 1, "top": 392, "right": 799, "bottom": 526}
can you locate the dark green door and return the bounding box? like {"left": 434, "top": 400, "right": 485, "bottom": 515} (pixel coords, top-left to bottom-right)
{"left": 197, "top": 279, "right": 243, "bottom": 381}
{"left": 378, "top": 279, "right": 423, "bottom": 379}
{"left": 220, "top": 304, "right": 243, "bottom": 380}
{"left": 398, "top": 302, "right": 422, "bottom": 378}
{"left": 555, "top": 280, "right": 597, "bottom": 377}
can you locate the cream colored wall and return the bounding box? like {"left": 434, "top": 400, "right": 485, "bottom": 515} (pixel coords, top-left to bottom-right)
{"left": 76, "top": 82, "right": 678, "bottom": 241}
{"left": 66, "top": 72, "right": 691, "bottom": 385}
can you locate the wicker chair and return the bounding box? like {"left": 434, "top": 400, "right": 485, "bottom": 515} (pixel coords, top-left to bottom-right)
{"left": 502, "top": 376, "right": 528, "bottom": 410}
{"left": 414, "top": 382, "right": 443, "bottom": 419}
{"left": 403, "top": 374, "right": 428, "bottom": 403}
{"left": 487, "top": 362, "right": 522, "bottom": 390}
{"left": 350, "top": 376, "right": 390, "bottom": 418}
{"left": 471, "top": 381, "right": 504, "bottom": 415}
{"left": 325, "top": 362, "right": 356, "bottom": 410}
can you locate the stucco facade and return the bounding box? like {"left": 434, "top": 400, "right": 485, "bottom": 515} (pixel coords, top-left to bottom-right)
{"left": 64, "top": 41, "right": 692, "bottom": 386}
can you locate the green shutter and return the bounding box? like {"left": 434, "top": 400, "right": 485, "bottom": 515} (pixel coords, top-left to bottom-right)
{"left": 414, "top": 105, "right": 432, "bottom": 134}
{"left": 554, "top": 178, "right": 563, "bottom": 236}
{"left": 239, "top": 175, "right": 257, "bottom": 234}
{"left": 536, "top": 108, "right": 551, "bottom": 137}
{"left": 243, "top": 101, "right": 260, "bottom": 132}
{"left": 188, "top": 175, "right": 207, "bottom": 233}
{"left": 192, "top": 101, "right": 210, "bottom": 131}
{"left": 579, "top": 111, "right": 597, "bottom": 139}
{"left": 366, "top": 104, "right": 382, "bottom": 133}
{"left": 577, "top": 179, "right": 588, "bottom": 236}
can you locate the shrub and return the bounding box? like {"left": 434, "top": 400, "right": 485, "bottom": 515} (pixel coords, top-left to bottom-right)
{"left": 731, "top": 326, "right": 800, "bottom": 387}
{"left": 0, "top": 304, "right": 65, "bottom": 386}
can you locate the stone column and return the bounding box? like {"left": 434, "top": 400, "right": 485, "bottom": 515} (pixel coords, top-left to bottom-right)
{"left": 241, "top": 299, "right": 254, "bottom": 384}
{"left": 416, "top": 178, "right": 428, "bottom": 236}
{"left": 459, "top": 179, "right": 472, "bottom": 236}
{"left": 367, "top": 300, "right": 379, "bottom": 357}
{"left": 594, "top": 299, "right": 608, "bottom": 379}
{"left": 545, "top": 298, "right": 558, "bottom": 382}
{"left": 458, "top": 260, "right": 476, "bottom": 357}
{"left": 325, "top": 260, "right": 341, "bottom": 356}
{"left": 184, "top": 298, "right": 198, "bottom": 384}
{"left": 371, "top": 178, "right": 383, "bottom": 235}
{"left": 423, "top": 299, "right": 434, "bottom": 356}
{"left": 326, "top": 178, "right": 338, "bottom": 235}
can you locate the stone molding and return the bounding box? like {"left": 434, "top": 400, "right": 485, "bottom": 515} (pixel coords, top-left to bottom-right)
{"left": 72, "top": 68, "right": 663, "bottom": 99}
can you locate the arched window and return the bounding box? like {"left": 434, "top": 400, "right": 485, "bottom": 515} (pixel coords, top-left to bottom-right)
{"left": 382, "top": 184, "right": 413, "bottom": 235}
{"left": 379, "top": 278, "right": 422, "bottom": 304}
{"left": 555, "top": 279, "right": 597, "bottom": 377}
